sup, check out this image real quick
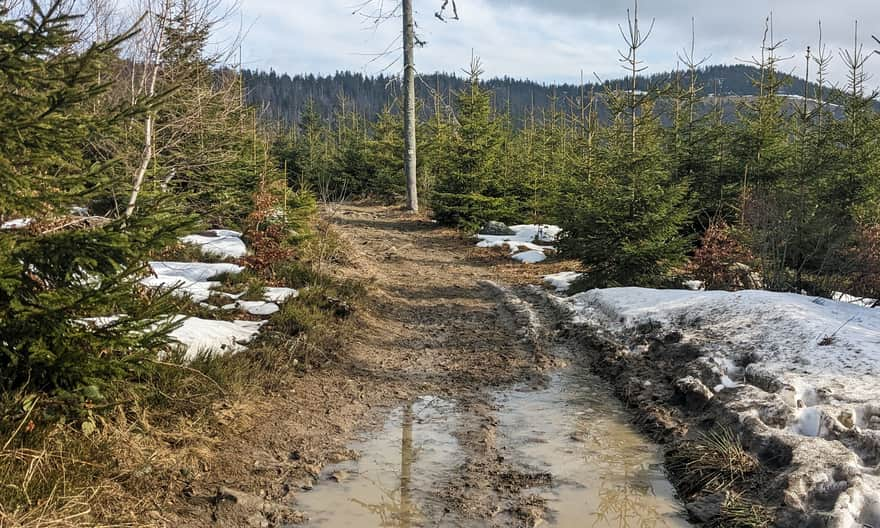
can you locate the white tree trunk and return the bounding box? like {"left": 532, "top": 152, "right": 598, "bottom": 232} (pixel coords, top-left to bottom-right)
{"left": 125, "top": 1, "right": 168, "bottom": 219}
{"left": 402, "top": 0, "right": 419, "bottom": 212}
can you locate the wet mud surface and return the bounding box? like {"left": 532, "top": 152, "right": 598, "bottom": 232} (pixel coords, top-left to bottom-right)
{"left": 171, "top": 205, "right": 690, "bottom": 528}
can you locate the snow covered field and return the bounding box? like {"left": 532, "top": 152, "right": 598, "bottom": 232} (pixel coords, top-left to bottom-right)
{"left": 476, "top": 224, "right": 561, "bottom": 263}
{"left": 547, "top": 283, "right": 880, "bottom": 527}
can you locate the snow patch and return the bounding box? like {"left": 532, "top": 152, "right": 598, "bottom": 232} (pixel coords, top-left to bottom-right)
{"left": 168, "top": 316, "right": 265, "bottom": 361}
{"left": 142, "top": 261, "right": 243, "bottom": 303}
{"left": 476, "top": 224, "right": 561, "bottom": 265}
{"left": 833, "top": 291, "right": 878, "bottom": 308}
{"left": 263, "top": 287, "right": 299, "bottom": 303}
{"left": 512, "top": 250, "right": 547, "bottom": 264}
{"left": 180, "top": 230, "right": 247, "bottom": 259}
{"left": 683, "top": 280, "right": 705, "bottom": 291}
{"left": 543, "top": 271, "right": 582, "bottom": 293}
{"left": 1, "top": 218, "right": 34, "bottom": 230}
{"left": 222, "top": 300, "right": 280, "bottom": 316}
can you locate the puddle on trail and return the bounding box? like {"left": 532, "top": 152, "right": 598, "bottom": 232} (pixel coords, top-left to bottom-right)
{"left": 296, "top": 371, "right": 689, "bottom": 528}
{"left": 496, "top": 371, "right": 690, "bottom": 527}
{"left": 295, "top": 396, "right": 459, "bottom": 527}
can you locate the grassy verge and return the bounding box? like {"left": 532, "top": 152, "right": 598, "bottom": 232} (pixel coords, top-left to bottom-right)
{"left": 0, "top": 220, "right": 364, "bottom": 527}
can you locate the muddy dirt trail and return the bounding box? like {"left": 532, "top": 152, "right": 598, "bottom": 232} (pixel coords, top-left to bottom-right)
{"left": 185, "top": 204, "right": 689, "bottom": 528}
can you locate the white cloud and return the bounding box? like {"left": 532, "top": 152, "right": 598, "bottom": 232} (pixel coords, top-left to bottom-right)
{"left": 225, "top": 0, "right": 880, "bottom": 87}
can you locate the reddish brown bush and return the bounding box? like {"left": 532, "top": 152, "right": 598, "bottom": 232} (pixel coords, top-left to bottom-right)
{"left": 848, "top": 223, "right": 880, "bottom": 304}
{"left": 242, "top": 183, "right": 295, "bottom": 275}
{"left": 690, "top": 220, "right": 757, "bottom": 291}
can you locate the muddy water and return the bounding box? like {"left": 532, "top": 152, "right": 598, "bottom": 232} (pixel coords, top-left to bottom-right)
{"left": 295, "top": 370, "right": 690, "bottom": 527}
{"left": 295, "top": 396, "right": 460, "bottom": 526}
{"left": 496, "top": 370, "right": 690, "bottom": 527}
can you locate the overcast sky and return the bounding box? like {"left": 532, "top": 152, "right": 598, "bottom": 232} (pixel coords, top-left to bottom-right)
{"left": 225, "top": 0, "right": 880, "bottom": 87}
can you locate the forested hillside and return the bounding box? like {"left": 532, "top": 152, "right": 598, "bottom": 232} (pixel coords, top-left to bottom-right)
{"left": 243, "top": 64, "right": 825, "bottom": 126}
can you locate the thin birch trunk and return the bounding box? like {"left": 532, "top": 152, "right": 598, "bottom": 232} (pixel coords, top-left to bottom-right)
{"left": 402, "top": 0, "right": 419, "bottom": 212}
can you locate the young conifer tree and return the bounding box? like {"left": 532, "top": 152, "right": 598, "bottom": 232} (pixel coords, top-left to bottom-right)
{"left": 0, "top": 2, "right": 189, "bottom": 395}
{"left": 432, "top": 57, "right": 514, "bottom": 228}
{"left": 367, "top": 103, "right": 406, "bottom": 199}
{"left": 558, "top": 1, "right": 691, "bottom": 288}
{"left": 735, "top": 16, "right": 797, "bottom": 290}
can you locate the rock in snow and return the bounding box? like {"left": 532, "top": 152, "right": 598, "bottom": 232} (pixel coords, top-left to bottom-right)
{"left": 479, "top": 221, "right": 516, "bottom": 236}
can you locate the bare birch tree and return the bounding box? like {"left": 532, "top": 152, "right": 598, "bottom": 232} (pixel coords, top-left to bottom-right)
{"left": 125, "top": 0, "right": 169, "bottom": 218}
{"left": 354, "top": 0, "right": 457, "bottom": 213}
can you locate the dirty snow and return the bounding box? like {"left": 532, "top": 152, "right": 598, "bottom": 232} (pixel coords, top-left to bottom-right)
{"left": 142, "top": 261, "right": 243, "bottom": 303}
{"left": 1, "top": 218, "right": 34, "bottom": 230}
{"left": 565, "top": 288, "right": 880, "bottom": 400}
{"left": 476, "top": 224, "right": 560, "bottom": 264}
{"left": 543, "top": 272, "right": 582, "bottom": 293}
{"left": 554, "top": 285, "right": 880, "bottom": 526}
{"left": 168, "top": 316, "right": 265, "bottom": 361}
{"left": 180, "top": 229, "right": 247, "bottom": 259}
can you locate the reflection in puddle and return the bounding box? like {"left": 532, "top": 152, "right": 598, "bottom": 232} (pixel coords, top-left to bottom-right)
{"left": 496, "top": 371, "right": 691, "bottom": 527}
{"left": 296, "top": 396, "right": 458, "bottom": 527}
{"left": 297, "top": 371, "right": 690, "bottom": 527}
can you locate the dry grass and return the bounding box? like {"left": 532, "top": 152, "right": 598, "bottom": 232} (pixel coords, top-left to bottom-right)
{"left": 667, "top": 427, "right": 760, "bottom": 497}
{"left": 0, "top": 219, "right": 364, "bottom": 527}
{"left": 712, "top": 493, "right": 774, "bottom": 528}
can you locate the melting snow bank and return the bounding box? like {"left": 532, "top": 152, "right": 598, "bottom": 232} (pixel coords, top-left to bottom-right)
{"left": 552, "top": 287, "right": 880, "bottom": 527}
{"left": 168, "top": 316, "right": 265, "bottom": 361}
{"left": 142, "top": 261, "right": 244, "bottom": 303}
{"left": 476, "top": 224, "right": 560, "bottom": 264}
{"left": 180, "top": 229, "right": 248, "bottom": 259}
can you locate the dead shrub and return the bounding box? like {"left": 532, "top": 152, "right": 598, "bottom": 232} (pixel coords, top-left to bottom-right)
{"left": 690, "top": 220, "right": 756, "bottom": 291}
{"left": 846, "top": 223, "right": 880, "bottom": 305}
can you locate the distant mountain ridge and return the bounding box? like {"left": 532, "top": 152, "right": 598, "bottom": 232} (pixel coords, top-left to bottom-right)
{"left": 242, "top": 64, "right": 827, "bottom": 126}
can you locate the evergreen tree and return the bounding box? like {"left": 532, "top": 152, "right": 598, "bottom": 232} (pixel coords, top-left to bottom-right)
{"left": 734, "top": 19, "right": 798, "bottom": 290}
{"left": 331, "top": 94, "right": 375, "bottom": 197}
{"left": 432, "top": 59, "right": 516, "bottom": 228}
{"left": 277, "top": 99, "right": 333, "bottom": 199}
{"left": 418, "top": 89, "right": 456, "bottom": 208}
{"left": 0, "top": 2, "right": 189, "bottom": 395}
{"left": 558, "top": 4, "right": 691, "bottom": 287}
{"left": 366, "top": 105, "right": 406, "bottom": 199}
{"left": 559, "top": 95, "right": 691, "bottom": 287}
